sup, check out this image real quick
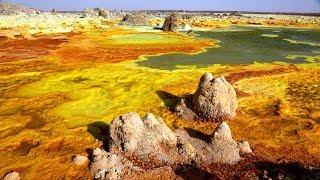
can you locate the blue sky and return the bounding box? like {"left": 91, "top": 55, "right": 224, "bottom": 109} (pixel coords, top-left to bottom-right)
{"left": 7, "top": 0, "right": 320, "bottom": 12}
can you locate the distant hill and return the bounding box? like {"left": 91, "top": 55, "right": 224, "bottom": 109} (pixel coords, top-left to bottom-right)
{"left": 0, "top": 2, "right": 39, "bottom": 15}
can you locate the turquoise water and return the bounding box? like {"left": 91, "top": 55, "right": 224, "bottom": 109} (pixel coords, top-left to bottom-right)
{"left": 136, "top": 26, "right": 320, "bottom": 70}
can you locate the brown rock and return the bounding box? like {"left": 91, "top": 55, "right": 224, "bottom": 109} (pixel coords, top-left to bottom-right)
{"left": 175, "top": 98, "right": 198, "bottom": 120}
{"left": 124, "top": 166, "right": 179, "bottom": 180}
{"left": 120, "top": 14, "right": 149, "bottom": 26}
{"left": 162, "top": 14, "right": 180, "bottom": 32}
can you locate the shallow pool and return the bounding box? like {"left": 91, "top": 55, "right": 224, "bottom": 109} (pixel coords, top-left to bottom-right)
{"left": 136, "top": 26, "right": 320, "bottom": 70}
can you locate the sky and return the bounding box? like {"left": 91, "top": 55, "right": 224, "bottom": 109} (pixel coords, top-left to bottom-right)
{"left": 6, "top": 0, "right": 320, "bottom": 12}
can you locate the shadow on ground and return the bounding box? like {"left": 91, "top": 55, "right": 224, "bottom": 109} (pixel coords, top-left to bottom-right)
{"left": 184, "top": 128, "right": 212, "bottom": 143}
{"left": 156, "top": 90, "right": 180, "bottom": 111}
{"left": 255, "top": 161, "right": 320, "bottom": 179}
{"left": 156, "top": 90, "right": 195, "bottom": 111}
{"left": 87, "top": 121, "right": 110, "bottom": 151}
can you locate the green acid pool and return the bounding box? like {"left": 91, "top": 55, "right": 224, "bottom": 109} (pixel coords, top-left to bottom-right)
{"left": 136, "top": 26, "right": 320, "bottom": 70}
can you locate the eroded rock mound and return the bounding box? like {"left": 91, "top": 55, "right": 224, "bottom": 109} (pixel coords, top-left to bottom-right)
{"left": 109, "top": 112, "right": 178, "bottom": 167}
{"left": 162, "top": 14, "right": 180, "bottom": 32}
{"left": 120, "top": 14, "right": 149, "bottom": 26}
{"left": 193, "top": 73, "right": 238, "bottom": 120}
{"left": 90, "top": 112, "right": 251, "bottom": 179}
{"left": 176, "top": 73, "right": 238, "bottom": 121}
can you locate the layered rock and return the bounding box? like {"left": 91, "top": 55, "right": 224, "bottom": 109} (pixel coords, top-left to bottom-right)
{"left": 162, "top": 14, "right": 180, "bottom": 32}
{"left": 176, "top": 73, "right": 238, "bottom": 121}
{"left": 120, "top": 14, "right": 149, "bottom": 26}
{"left": 90, "top": 112, "right": 251, "bottom": 179}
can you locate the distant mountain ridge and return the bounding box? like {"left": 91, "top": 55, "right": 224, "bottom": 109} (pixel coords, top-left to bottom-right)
{"left": 0, "top": 2, "right": 39, "bottom": 15}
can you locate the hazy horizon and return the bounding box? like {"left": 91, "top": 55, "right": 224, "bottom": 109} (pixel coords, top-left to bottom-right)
{"left": 4, "top": 0, "right": 320, "bottom": 13}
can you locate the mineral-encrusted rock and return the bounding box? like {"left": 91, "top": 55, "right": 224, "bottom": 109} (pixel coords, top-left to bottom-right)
{"left": 238, "top": 141, "right": 253, "bottom": 154}
{"left": 210, "top": 122, "right": 241, "bottom": 164}
{"left": 90, "top": 148, "right": 179, "bottom": 180}
{"left": 3, "top": 171, "right": 20, "bottom": 180}
{"left": 174, "top": 98, "right": 198, "bottom": 121}
{"left": 72, "top": 155, "right": 89, "bottom": 166}
{"left": 162, "top": 14, "right": 180, "bottom": 32}
{"left": 90, "top": 148, "right": 142, "bottom": 180}
{"left": 175, "top": 122, "right": 242, "bottom": 165}
{"left": 120, "top": 14, "right": 149, "bottom": 26}
{"left": 193, "top": 73, "right": 238, "bottom": 120}
{"left": 91, "top": 112, "right": 252, "bottom": 179}
{"left": 109, "top": 112, "right": 178, "bottom": 166}
{"left": 176, "top": 72, "right": 238, "bottom": 121}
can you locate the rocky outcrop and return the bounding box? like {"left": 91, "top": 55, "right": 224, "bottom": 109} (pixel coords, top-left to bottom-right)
{"left": 98, "top": 9, "right": 109, "bottom": 18}
{"left": 174, "top": 121, "right": 242, "bottom": 166}
{"left": 175, "top": 73, "right": 238, "bottom": 121}
{"left": 120, "top": 14, "right": 149, "bottom": 26}
{"left": 83, "top": 8, "right": 109, "bottom": 18}
{"left": 162, "top": 14, "right": 180, "bottom": 32}
{"left": 90, "top": 112, "right": 251, "bottom": 179}
{"left": 109, "top": 112, "right": 179, "bottom": 167}
{"left": 193, "top": 73, "right": 238, "bottom": 120}
{"left": 0, "top": 2, "right": 38, "bottom": 15}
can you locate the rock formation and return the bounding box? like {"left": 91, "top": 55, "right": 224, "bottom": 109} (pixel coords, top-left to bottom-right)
{"left": 109, "top": 113, "right": 179, "bottom": 167}
{"left": 98, "top": 9, "right": 109, "bottom": 18}
{"left": 162, "top": 14, "right": 180, "bottom": 32}
{"left": 83, "top": 8, "right": 109, "bottom": 18}
{"left": 175, "top": 73, "right": 238, "bottom": 121}
{"left": 193, "top": 73, "right": 238, "bottom": 120}
{"left": 3, "top": 171, "right": 20, "bottom": 180}
{"left": 0, "top": 2, "right": 38, "bottom": 15}
{"left": 90, "top": 112, "right": 251, "bottom": 179}
{"left": 120, "top": 14, "right": 149, "bottom": 26}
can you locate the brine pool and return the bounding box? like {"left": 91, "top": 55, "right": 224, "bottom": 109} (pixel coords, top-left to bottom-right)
{"left": 136, "top": 26, "right": 320, "bottom": 70}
